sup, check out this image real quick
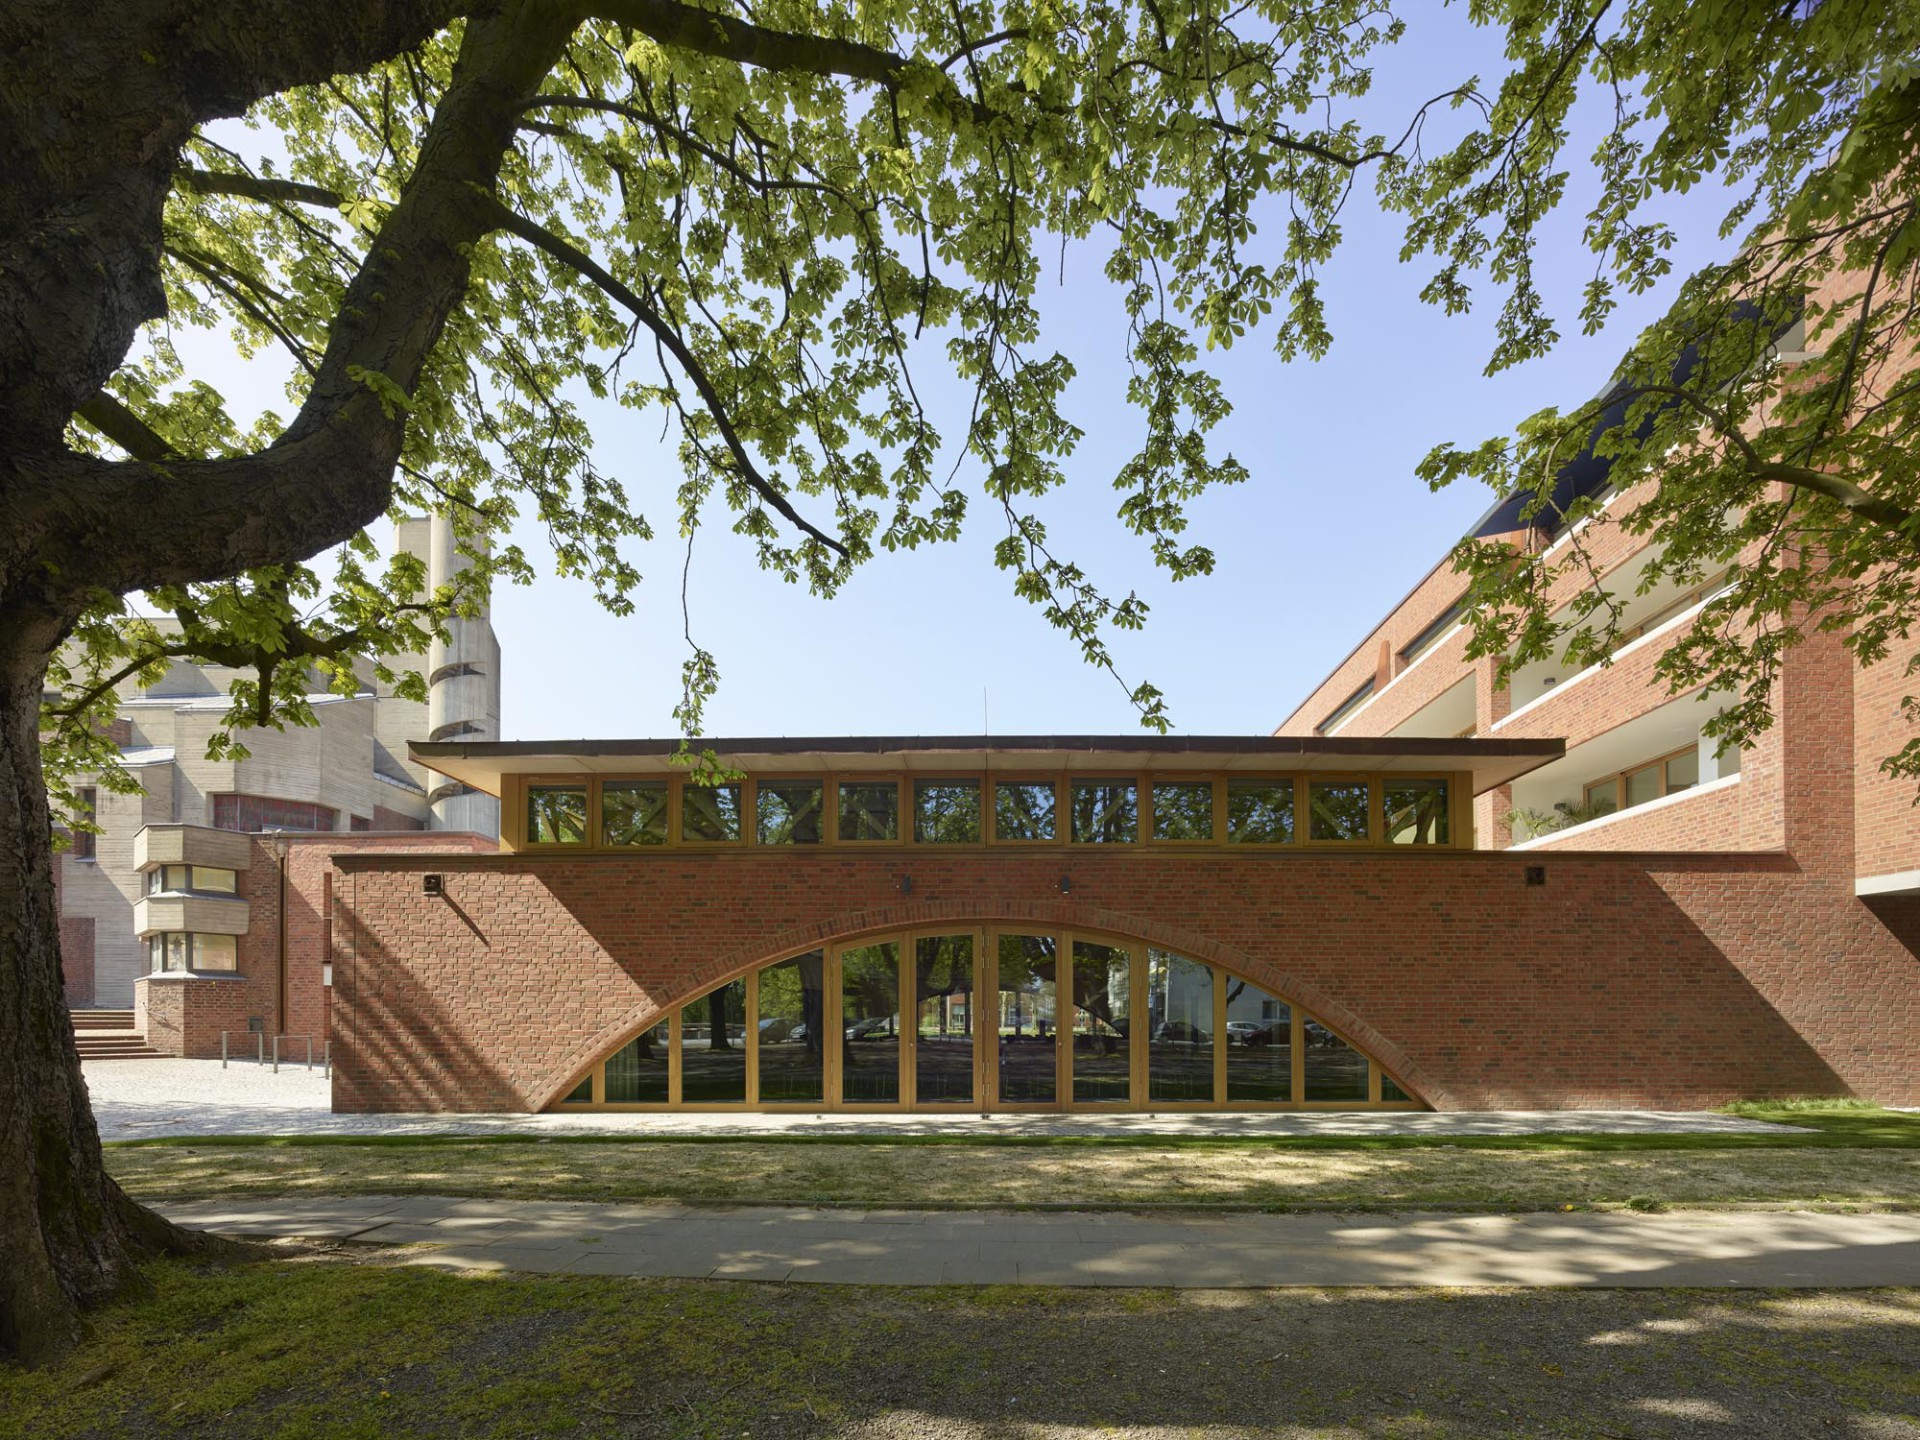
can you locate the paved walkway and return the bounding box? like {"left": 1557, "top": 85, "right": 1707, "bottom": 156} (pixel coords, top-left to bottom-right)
{"left": 86, "top": 1058, "right": 1805, "bottom": 1139}
{"left": 151, "top": 1195, "right": 1920, "bottom": 1288}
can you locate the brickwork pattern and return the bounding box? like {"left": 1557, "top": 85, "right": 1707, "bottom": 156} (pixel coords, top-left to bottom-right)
{"left": 331, "top": 841, "right": 1919, "bottom": 1115}
{"left": 1854, "top": 652, "right": 1920, "bottom": 880}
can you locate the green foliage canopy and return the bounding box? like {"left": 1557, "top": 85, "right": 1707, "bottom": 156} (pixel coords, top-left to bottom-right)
{"left": 44, "top": 0, "right": 1920, "bottom": 823}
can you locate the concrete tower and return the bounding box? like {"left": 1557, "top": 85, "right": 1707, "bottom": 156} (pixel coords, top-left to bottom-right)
{"left": 422, "top": 512, "right": 502, "bottom": 837}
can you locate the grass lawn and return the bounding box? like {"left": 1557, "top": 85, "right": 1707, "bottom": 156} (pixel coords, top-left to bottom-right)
{"left": 3, "top": 1257, "right": 1916, "bottom": 1439}
{"left": 103, "top": 1104, "right": 1920, "bottom": 1213}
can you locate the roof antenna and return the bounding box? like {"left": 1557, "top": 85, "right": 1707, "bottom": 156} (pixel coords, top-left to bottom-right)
{"left": 983, "top": 687, "right": 989, "bottom": 736}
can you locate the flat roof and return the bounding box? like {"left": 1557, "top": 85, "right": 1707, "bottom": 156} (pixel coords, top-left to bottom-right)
{"left": 411, "top": 735, "right": 1564, "bottom": 796}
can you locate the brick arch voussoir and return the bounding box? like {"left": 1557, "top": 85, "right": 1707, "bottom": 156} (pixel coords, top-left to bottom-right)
{"left": 530, "top": 899, "right": 1443, "bottom": 1111}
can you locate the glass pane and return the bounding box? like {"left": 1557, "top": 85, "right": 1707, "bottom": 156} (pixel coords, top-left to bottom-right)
{"left": 680, "top": 980, "right": 747, "bottom": 1102}
{"left": 563, "top": 1075, "right": 593, "bottom": 1104}
{"left": 1303, "top": 1017, "right": 1370, "bottom": 1102}
{"left": 1152, "top": 781, "right": 1215, "bottom": 841}
{"left": 839, "top": 942, "right": 901, "bottom": 1103}
{"left": 1225, "top": 987, "right": 1292, "bottom": 1102}
{"left": 682, "top": 784, "right": 743, "bottom": 842}
{"left": 1147, "top": 950, "right": 1213, "bottom": 1102}
{"left": 527, "top": 785, "right": 588, "bottom": 844}
{"left": 837, "top": 782, "right": 900, "bottom": 842}
{"left": 1382, "top": 1073, "right": 1412, "bottom": 1103}
{"left": 1308, "top": 780, "right": 1370, "bottom": 841}
{"left": 914, "top": 780, "right": 981, "bottom": 844}
{"left": 1227, "top": 780, "right": 1295, "bottom": 843}
{"left": 1582, "top": 781, "right": 1619, "bottom": 816}
{"left": 1071, "top": 941, "right": 1133, "bottom": 1104}
{"left": 758, "top": 951, "right": 825, "bottom": 1102}
{"left": 604, "top": 1020, "right": 669, "bottom": 1102}
{"left": 757, "top": 781, "right": 824, "bottom": 844}
{"left": 191, "top": 866, "right": 238, "bottom": 893}
{"left": 1625, "top": 763, "right": 1661, "bottom": 809}
{"left": 915, "top": 935, "right": 976, "bottom": 1105}
{"left": 1070, "top": 780, "right": 1137, "bottom": 844}
{"left": 994, "top": 782, "right": 1057, "bottom": 842}
{"left": 995, "top": 934, "right": 1057, "bottom": 1103}
{"left": 602, "top": 782, "right": 669, "bottom": 847}
{"left": 192, "top": 933, "right": 238, "bottom": 971}
{"left": 1665, "top": 748, "right": 1700, "bottom": 793}
{"left": 1384, "top": 778, "right": 1450, "bottom": 845}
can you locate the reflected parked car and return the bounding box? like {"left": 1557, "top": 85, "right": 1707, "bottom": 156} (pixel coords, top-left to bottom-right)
{"left": 1150, "top": 1021, "right": 1211, "bottom": 1044}
{"left": 1225, "top": 1021, "right": 1264, "bottom": 1045}
{"left": 844, "top": 1014, "right": 897, "bottom": 1040}
{"left": 1240, "top": 1021, "right": 1290, "bottom": 1048}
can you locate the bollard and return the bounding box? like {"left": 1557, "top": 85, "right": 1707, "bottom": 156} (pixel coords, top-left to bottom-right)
{"left": 221, "top": 1032, "right": 228, "bottom": 1069}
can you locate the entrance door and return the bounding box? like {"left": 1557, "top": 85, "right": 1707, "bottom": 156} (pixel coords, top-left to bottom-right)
{"left": 911, "top": 934, "right": 979, "bottom": 1107}
{"left": 992, "top": 932, "right": 1060, "bottom": 1107}
{"left": 838, "top": 940, "right": 903, "bottom": 1105}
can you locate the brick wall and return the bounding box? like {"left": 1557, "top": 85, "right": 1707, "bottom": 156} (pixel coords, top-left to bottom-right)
{"left": 132, "top": 830, "right": 494, "bottom": 1059}
{"left": 60, "top": 916, "right": 95, "bottom": 1009}
{"left": 1855, "top": 649, "right": 1920, "bottom": 880}
{"left": 331, "top": 839, "right": 1920, "bottom": 1114}
{"left": 136, "top": 975, "right": 261, "bottom": 1057}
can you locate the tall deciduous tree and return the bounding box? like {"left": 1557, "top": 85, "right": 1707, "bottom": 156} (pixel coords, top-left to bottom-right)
{"left": 2, "top": 0, "right": 1913, "bottom": 1363}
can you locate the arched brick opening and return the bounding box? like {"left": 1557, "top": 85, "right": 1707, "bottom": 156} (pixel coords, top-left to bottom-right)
{"left": 531, "top": 899, "right": 1433, "bottom": 1111}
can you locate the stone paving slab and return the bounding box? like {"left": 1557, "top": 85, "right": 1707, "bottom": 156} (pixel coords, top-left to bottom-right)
{"left": 151, "top": 1195, "right": 1920, "bottom": 1289}
{"left": 85, "top": 1058, "right": 1815, "bottom": 1139}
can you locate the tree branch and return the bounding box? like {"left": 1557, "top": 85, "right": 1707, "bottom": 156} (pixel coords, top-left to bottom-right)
{"left": 1626, "top": 383, "right": 1919, "bottom": 540}
{"left": 175, "top": 167, "right": 344, "bottom": 208}
{"left": 589, "top": 0, "right": 916, "bottom": 85}
{"left": 586, "top": 0, "right": 989, "bottom": 122}
{"left": 73, "top": 394, "right": 178, "bottom": 462}
{"left": 482, "top": 197, "right": 850, "bottom": 558}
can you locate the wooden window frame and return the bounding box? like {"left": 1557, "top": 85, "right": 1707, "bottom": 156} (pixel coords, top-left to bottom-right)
{"left": 1145, "top": 776, "right": 1221, "bottom": 845}
{"left": 1380, "top": 773, "right": 1456, "bottom": 847}
{"left": 1066, "top": 776, "right": 1145, "bottom": 846}
{"left": 748, "top": 775, "right": 828, "bottom": 848}
{"left": 832, "top": 777, "right": 909, "bottom": 846}
{"left": 987, "top": 776, "right": 1064, "bottom": 845}
{"left": 1303, "top": 773, "right": 1375, "bottom": 847}
{"left": 909, "top": 776, "right": 987, "bottom": 847}
{"left": 519, "top": 777, "right": 593, "bottom": 850}
{"left": 504, "top": 769, "right": 1481, "bottom": 854}
{"left": 552, "top": 925, "right": 1421, "bottom": 1114}
{"left": 599, "top": 778, "right": 672, "bottom": 850}
{"left": 1582, "top": 743, "right": 1700, "bottom": 818}
{"left": 676, "top": 777, "right": 747, "bottom": 848}
{"left": 1221, "top": 773, "right": 1304, "bottom": 848}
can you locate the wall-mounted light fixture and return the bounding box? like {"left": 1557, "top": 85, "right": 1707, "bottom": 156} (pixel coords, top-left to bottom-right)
{"left": 1524, "top": 865, "right": 1546, "bottom": 888}
{"left": 422, "top": 873, "right": 444, "bottom": 897}
{"left": 898, "top": 875, "right": 913, "bottom": 896}
{"left": 1059, "top": 875, "right": 1072, "bottom": 894}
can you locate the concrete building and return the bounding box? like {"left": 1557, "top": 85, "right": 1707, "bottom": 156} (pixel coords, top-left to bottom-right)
{"left": 56, "top": 515, "right": 502, "bottom": 1017}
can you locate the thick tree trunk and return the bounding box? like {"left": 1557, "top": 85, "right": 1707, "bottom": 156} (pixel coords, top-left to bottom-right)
{"left": 0, "top": 622, "right": 234, "bottom": 1366}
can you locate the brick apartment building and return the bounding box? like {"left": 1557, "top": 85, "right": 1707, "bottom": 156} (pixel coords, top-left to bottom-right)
{"left": 57, "top": 514, "right": 501, "bottom": 1036}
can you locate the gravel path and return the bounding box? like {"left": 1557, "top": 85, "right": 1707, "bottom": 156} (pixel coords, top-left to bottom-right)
{"left": 84, "top": 1058, "right": 1806, "bottom": 1139}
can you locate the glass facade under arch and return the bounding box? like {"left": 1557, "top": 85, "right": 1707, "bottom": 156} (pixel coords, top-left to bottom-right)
{"left": 554, "top": 928, "right": 1418, "bottom": 1112}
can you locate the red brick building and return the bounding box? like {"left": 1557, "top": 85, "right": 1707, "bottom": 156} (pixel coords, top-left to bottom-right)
{"left": 118, "top": 474, "right": 1919, "bottom": 1116}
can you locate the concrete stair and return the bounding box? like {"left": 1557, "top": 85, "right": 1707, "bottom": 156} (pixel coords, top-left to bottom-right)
{"left": 71, "top": 1010, "right": 169, "bottom": 1060}
{"left": 73, "top": 1008, "right": 136, "bottom": 1030}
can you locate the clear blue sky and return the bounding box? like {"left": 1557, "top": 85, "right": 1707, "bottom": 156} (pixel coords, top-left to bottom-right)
{"left": 180, "top": 8, "right": 1742, "bottom": 743}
